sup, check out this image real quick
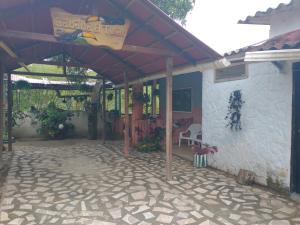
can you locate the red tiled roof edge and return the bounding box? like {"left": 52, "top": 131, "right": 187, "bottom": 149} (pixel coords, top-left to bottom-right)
{"left": 225, "top": 28, "right": 300, "bottom": 57}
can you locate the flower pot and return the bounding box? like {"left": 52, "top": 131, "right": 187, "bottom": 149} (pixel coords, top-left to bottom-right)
{"left": 193, "top": 154, "right": 208, "bottom": 168}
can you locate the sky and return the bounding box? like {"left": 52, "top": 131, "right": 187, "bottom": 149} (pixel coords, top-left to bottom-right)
{"left": 186, "top": 0, "right": 291, "bottom": 54}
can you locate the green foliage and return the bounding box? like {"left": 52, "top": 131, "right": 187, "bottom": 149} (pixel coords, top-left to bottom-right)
{"left": 266, "top": 173, "right": 289, "bottom": 194}
{"left": 31, "top": 103, "right": 75, "bottom": 139}
{"left": 13, "top": 89, "right": 88, "bottom": 112}
{"left": 133, "top": 92, "right": 150, "bottom": 104}
{"left": 107, "top": 93, "right": 114, "bottom": 101}
{"left": 152, "top": 88, "right": 160, "bottom": 96}
{"left": 78, "top": 84, "right": 92, "bottom": 92}
{"left": 135, "top": 127, "right": 165, "bottom": 153}
{"left": 16, "top": 64, "right": 65, "bottom": 81}
{"left": 12, "top": 110, "right": 31, "bottom": 127}
{"left": 136, "top": 138, "right": 160, "bottom": 153}
{"left": 14, "top": 80, "right": 32, "bottom": 90}
{"left": 152, "top": 0, "right": 195, "bottom": 24}
{"left": 66, "top": 66, "right": 88, "bottom": 84}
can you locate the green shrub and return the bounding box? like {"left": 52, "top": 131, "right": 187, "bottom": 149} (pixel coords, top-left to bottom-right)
{"left": 135, "top": 127, "right": 165, "bottom": 153}
{"left": 31, "top": 103, "right": 74, "bottom": 139}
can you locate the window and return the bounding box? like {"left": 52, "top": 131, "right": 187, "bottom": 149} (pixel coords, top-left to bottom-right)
{"left": 173, "top": 88, "right": 192, "bottom": 112}
{"left": 143, "top": 83, "right": 160, "bottom": 115}
{"left": 215, "top": 64, "right": 247, "bottom": 83}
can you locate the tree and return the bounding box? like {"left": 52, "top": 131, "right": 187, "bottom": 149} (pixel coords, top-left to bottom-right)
{"left": 151, "top": 0, "right": 195, "bottom": 24}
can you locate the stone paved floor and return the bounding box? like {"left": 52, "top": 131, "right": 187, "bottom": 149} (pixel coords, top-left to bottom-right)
{"left": 1, "top": 140, "right": 300, "bottom": 225}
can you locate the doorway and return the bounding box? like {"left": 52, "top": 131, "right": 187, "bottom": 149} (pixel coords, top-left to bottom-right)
{"left": 292, "top": 62, "right": 300, "bottom": 193}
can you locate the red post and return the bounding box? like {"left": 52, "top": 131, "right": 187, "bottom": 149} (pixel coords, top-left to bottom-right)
{"left": 102, "top": 77, "right": 106, "bottom": 144}
{"left": 131, "top": 83, "right": 143, "bottom": 145}
{"left": 7, "top": 73, "right": 13, "bottom": 151}
{"left": 123, "top": 73, "right": 130, "bottom": 156}
{"left": 166, "top": 57, "right": 173, "bottom": 181}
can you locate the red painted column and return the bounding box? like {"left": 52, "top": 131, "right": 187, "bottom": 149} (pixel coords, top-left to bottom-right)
{"left": 131, "top": 83, "right": 144, "bottom": 145}
{"left": 123, "top": 74, "right": 130, "bottom": 156}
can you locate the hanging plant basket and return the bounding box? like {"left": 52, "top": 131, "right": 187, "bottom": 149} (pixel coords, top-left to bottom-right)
{"left": 225, "top": 90, "right": 245, "bottom": 131}
{"left": 133, "top": 93, "right": 150, "bottom": 104}
{"left": 107, "top": 93, "right": 114, "bottom": 101}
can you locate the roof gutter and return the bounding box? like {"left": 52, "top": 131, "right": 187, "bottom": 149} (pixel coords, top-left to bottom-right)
{"left": 245, "top": 49, "right": 300, "bottom": 62}
{"left": 115, "top": 58, "right": 230, "bottom": 88}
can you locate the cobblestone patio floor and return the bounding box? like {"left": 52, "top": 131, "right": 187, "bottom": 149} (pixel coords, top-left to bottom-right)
{"left": 1, "top": 140, "right": 300, "bottom": 225}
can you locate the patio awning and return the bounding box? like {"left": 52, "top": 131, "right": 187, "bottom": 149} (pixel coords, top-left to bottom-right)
{"left": 0, "top": 0, "right": 220, "bottom": 85}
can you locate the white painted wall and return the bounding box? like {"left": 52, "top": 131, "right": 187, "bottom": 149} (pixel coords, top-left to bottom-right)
{"left": 269, "top": 4, "right": 300, "bottom": 38}
{"left": 202, "top": 62, "right": 293, "bottom": 188}
{"left": 13, "top": 111, "right": 99, "bottom": 139}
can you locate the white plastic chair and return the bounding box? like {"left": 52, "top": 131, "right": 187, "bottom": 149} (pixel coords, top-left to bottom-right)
{"left": 178, "top": 123, "right": 202, "bottom": 147}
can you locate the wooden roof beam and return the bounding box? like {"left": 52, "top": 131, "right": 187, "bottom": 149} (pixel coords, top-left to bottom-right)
{"left": 10, "top": 57, "right": 92, "bottom": 69}
{"left": 0, "top": 30, "right": 174, "bottom": 56}
{"left": 0, "top": 0, "right": 60, "bottom": 19}
{"left": 111, "top": 31, "right": 179, "bottom": 69}
{"left": 125, "top": 15, "right": 156, "bottom": 40}
{"left": 125, "top": 0, "right": 138, "bottom": 9}
{"left": 90, "top": 53, "right": 108, "bottom": 67}
{"left": 105, "top": 0, "right": 197, "bottom": 64}
{"left": 64, "top": 53, "right": 117, "bottom": 85}
{"left": 102, "top": 49, "right": 145, "bottom": 76}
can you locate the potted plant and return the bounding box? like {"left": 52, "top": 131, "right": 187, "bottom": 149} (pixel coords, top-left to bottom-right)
{"left": 192, "top": 144, "right": 218, "bottom": 168}
{"left": 133, "top": 92, "right": 150, "bottom": 105}
{"left": 135, "top": 127, "right": 165, "bottom": 153}
{"left": 107, "top": 93, "right": 114, "bottom": 101}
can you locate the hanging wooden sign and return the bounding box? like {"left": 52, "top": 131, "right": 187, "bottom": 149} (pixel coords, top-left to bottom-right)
{"left": 50, "top": 8, "right": 130, "bottom": 50}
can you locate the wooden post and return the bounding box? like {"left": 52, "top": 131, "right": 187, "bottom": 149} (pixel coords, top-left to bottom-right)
{"left": 114, "top": 89, "right": 118, "bottom": 112}
{"left": 123, "top": 73, "right": 130, "bottom": 156}
{"left": 146, "top": 84, "right": 149, "bottom": 115}
{"left": 0, "top": 62, "right": 4, "bottom": 156}
{"left": 7, "top": 73, "right": 13, "bottom": 151}
{"left": 166, "top": 57, "right": 173, "bottom": 181}
{"left": 132, "top": 83, "right": 143, "bottom": 145}
{"left": 152, "top": 80, "right": 157, "bottom": 115}
{"left": 62, "top": 53, "right": 67, "bottom": 76}
{"left": 118, "top": 89, "right": 122, "bottom": 116}
{"left": 90, "top": 81, "right": 101, "bottom": 140}
{"left": 102, "top": 77, "right": 106, "bottom": 144}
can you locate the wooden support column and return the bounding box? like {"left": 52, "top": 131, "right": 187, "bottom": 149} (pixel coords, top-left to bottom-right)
{"left": 165, "top": 57, "right": 173, "bottom": 181}
{"left": 7, "top": 73, "right": 13, "bottom": 151}
{"left": 118, "top": 89, "right": 122, "bottom": 116}
{"left": 0, "top": 62, "right": 4, "bottom": 156}
{"left": 89, "top": 81, "right": 101, "bottom": 140}
{"left": 102, "top": 77, "right": 106, "bottom": 144}
{"left": 145, "top": 84, "right": 149, "bottom": 115}
{"left": 132, "top": 83, "right": 143, "bottom": 145}
{"left": 123, "top": 73, "right": 130, "bottom": 156}
{"left": 152, "top": 80, "right": 157, "bottom": 115}
{"left": 62, "top": 53, "right": 67, "bottom": 76}
{"left": 114, "top": 89, "right": 118, "bottom": 112}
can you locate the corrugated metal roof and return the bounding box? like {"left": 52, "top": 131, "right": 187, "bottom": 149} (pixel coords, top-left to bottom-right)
{"left": 239, "top": 0, "right": 295, "bottom": 25}
{"left": 11, "top": 75, "right": 96, "bottom": 85}
{"left": 225, "top": 28, "right": 300, "bottom": 57}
